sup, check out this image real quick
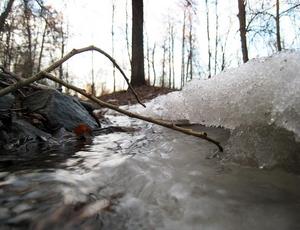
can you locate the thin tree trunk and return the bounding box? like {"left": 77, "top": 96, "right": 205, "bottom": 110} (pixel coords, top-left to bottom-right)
{"left": 3, "top": 21, "right": 13, "bottom": 69}
{"left": 168, "top": 24, "right": 172, "bottom": 88}
{"left": 237, "top": 0, "right": 249, "bottom": 63}
{"left": 161, "top": 40, "right": 167, "bottom": 87}
{"left": 205, "top": 0, "right": 212, "bottom": 78}
{"left": 186, "top": 53, "right": 190, "bottom": 82}
{"left": 37, "top": 23, "right": 47, "bottom": 73}
{"left": 91, "top": 50, "right": 95, "bottom": 95}
{"left": 58, "top": 22, "right": 67, "bottom": 91}
{"left": 151, "top": 43, "right": 157, "bottom": 87}
{"left": 171, "top": 25, "right": 175, "bottom": 89}
{"left": 146, "top": 34, "right": 151, "bottom": 85}
{"left": 23, "top": 0, "right": 34, "bottom": 77}
{"left": 214, "top": 0, "right": 219, "bottom": 75}
{"left": 125, "top": 0, "right": 131, "bottom": 65}
{"left": 188, "top": 13, "right": 193, "bottom": 81}
{"left": 112, "top": 0, "right": 116, "bottom": 92}
{"left": 181, "top": 9, "right": 186, "bottom": 89}
{"left": 0, "top": 0, "right": 14, "bottom": 32}
{"left": 59, "top": 26, "right": 65, "bottom": 81}
{"left": 276, "top": 0, "right": 282, "bottom": 51}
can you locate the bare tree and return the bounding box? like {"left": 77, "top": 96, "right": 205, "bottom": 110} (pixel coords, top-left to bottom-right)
{"left": 166, "top": 17, "right": 175, "bottom": 88}
{"left": 181, "top": 6, "right": 186, "bottom": 89}
{"left": 151, "top": 43, "right": 157, "bottom": 87}
{"left": 146, "top": 33, "right": 151, "bottom": 85}
{"left": 22, "top": 0, "right": 34, "bottom": 77}
{"left": 131, "top": 0, "right": 145, "bottom": 87}
{"left": 0, "top": 0, "right": 14, "bottom": 33}
{"left": 246, "top": 0, "right": 300, "bottom": 53}
{"left": 214, "top": 0, "right": 219, "bottom": 75}
{"left": 205, "top": 0, "right": 212, "bottom": 77}
{"left": 0, "top": 0, "right": 64, "bottom": 79}
{"left": 161, "top": 39, "right": 167, "bottom": 87}
{"left": 111, "top": 0, "right": 116, "bottom": 92}
{"left": 238, "top": 0, "right": 249, "bottom": 63}
{"left": 125, "top": 0, "right": 131, "bottom": 65}
{"left": 171, "top": 24, "right": 175, "bottom": 89}
{"left": 275, "top": 0, "right": 281, "bottom": 51}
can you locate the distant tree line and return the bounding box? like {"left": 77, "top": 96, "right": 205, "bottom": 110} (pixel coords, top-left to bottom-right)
{"left": 1, "top": 0, "right": 300, "bottom": 94}
{"left": 0, "top": 0, "right": 67, "bottom": 83}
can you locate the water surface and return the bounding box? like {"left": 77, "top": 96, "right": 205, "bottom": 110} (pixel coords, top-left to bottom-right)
{"left": 0, "top": 115, "right": 299, "bottom": 230}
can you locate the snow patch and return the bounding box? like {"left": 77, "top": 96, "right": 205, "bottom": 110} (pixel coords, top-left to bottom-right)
{"left": 137, "top": 51, "right": 300, "bottom": 170}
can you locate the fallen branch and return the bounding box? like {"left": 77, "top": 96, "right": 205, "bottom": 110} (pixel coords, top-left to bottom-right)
{"left": 0, "top": 46, "right": 145, "bottom": 107}
{"left": 0, "top": 46, "right": 223, "bottom": 151}
{"left": 43, "top": 72, "right": 223, "bottom": 152}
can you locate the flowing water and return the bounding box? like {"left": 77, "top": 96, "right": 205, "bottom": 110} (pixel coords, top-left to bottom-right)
{"left": 0, "top": 115, "right": 300, "bottom": 230}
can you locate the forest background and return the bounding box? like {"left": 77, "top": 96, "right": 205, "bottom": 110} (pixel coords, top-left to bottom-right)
{"left": 0, "top": 0, "right": 299, "bottom": 96}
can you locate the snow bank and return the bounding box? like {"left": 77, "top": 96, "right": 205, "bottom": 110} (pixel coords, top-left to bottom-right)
{"left": 138, "top": 51, "right": 300, "bottom": 170}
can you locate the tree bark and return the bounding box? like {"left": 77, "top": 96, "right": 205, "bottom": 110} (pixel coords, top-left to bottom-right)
{"left": 205, "top": 0, "right": 212, "bottom": 77}
{"left": 37, "top": 23, "right": 47, "bottom": 73}
{"left": 131, "top": 0, "right": 145, "bottom": 86}
{"left": 23, "top": 0, "right": 34, "bottom": 77}
{"left": 181, "top": 9, "right": 186, "bottom": 89}
{"left": 276, "top": 0, "right": 282, "bottom": 51}
{"left": 112, "top": 0, "right": 116, "bottom": 92}
{"left": 0, "top": 0, "right": 14, "bottom": 32}
{"left": 151, "top": 43, "right": 157, "bottom": 87}
{"left": 214, "top": 0, "right": 219, "bottom": 75}
{"left": 188, "top": 13, "right": 193, "bottom": 81}
{"left": 237, "top": 0, "right": 249, "bottom": 63}
{"left": 161, "top": 39, "right": 167, "bottom": 87}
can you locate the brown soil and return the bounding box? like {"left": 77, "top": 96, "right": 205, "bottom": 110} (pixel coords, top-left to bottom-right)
{"left": 98, "top": 85, "right": 176, "bottom": 106}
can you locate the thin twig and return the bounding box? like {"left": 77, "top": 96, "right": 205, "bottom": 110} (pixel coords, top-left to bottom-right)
{"left": 43, "top": 71, "right": 223, "bottom": 152}
{"left": 0, "top": 46, "right": 145, "bottom": 107}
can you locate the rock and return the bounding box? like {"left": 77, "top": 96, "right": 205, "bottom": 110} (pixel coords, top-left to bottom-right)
{"left": 22, "top": 89, "right": 98, "bottom": 131}
{"left": 1, "top": 118, "right": 58, "bottom": 152}
{"left": 0, "top": 93, "right": 15, "bottom": 110}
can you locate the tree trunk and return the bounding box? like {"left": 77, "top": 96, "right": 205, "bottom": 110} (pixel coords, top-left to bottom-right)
{"left": 171, "top": 26, "right": 175, "bottom": 89}
{"left": 23, "top": 0, "right": 34, "bottom": 77}
{"left": 161, "top": 40, "right": 167, "bottom": 88}
{"left": 146, "top": 34, "right": 151, "bottom": 85}
{"left": 276, "top": 0, "right": 282, "bottom": 51}
{"left": 168, "top": 24, "right": 172, "bottom": 88}
{"left": 188, "top": 14, "right": 193, "bottom": 81}
{"left": 151, "top": 43, "right": 157, "bottom": 87}
{"left": 237, "top": 0, "right": 249, "bottom": 63}
{"left": 205, "top": 0, "right": 212, "bottom": 78}
{"left": 181, "top": 9, "right": 186, "bottom": 89}
{"left": 37, "top": 23, "right": 47, "bottom": 73}
{"left": 125, "top": 0, "right": 131, "bottom": 66}
{"left": 112, "top": 0, "right": 116, "bottom": 92}
{"left": 214, "top": 0, "right": 219, "bottom": 75}
{"left": 0, "top": 0, "right": 14, "bottom": 32}
{"left": 131, "top": 0, "right": 145, "bottom": 87}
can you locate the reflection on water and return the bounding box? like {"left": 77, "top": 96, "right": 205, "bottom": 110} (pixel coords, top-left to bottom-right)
{"left": 0, "top": 115, "right": 300, "bottom": 230}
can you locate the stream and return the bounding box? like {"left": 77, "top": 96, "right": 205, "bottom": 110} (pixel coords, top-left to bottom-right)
{"left": 0, "top": 114, "right": 300, "bottom": 230}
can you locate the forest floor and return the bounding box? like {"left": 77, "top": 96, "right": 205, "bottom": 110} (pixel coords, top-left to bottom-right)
{"left": 98, "top": 85, "right": 176, "bottom": 106}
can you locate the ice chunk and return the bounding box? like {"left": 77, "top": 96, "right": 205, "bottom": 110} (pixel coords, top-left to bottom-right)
{"left": 136, "top": 51, "right": 300, "bottom": 170}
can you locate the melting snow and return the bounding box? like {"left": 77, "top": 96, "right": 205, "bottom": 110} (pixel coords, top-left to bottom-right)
{"left": 137, "top": 51, "right": 300, "bottom": 169}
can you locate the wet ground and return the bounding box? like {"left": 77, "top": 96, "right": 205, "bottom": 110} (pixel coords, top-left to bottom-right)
{"left": 0, "top": 114, "right": 299, "bottom": 230}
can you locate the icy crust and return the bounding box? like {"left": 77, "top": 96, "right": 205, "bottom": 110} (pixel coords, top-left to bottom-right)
{"left": 137, "top": 51, "right": 300, "bottom": 170}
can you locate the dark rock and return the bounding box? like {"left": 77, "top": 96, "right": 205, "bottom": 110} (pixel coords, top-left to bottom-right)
{"left": 1, "top": 118, "right": 58, "bottom": 152}
{"left": 22, "top": 89, "right": 98, "bottom": 131}
{"left": 79, "top": 100, "right": 101, "bottom": 127}
{"left": 0, "top": 93, "right": 14, "bottom": 110}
